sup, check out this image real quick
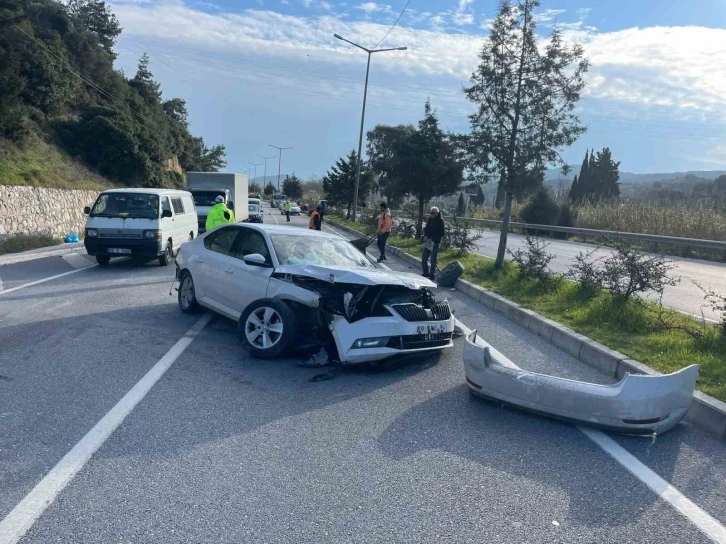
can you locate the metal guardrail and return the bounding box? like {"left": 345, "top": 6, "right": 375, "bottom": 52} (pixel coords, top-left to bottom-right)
{"left": 388, "top": 210, "right": 726, "bottom": 252}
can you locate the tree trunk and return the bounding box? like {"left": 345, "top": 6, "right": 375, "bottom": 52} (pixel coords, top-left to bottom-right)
{"left": 495, "top": 192, "right": 514, "bottom": 268}
{"left": 416, "top": 198, "right": 425, "bottom": 238}
{"left": 346, "top": 202, "right": 351, "bottom": 220}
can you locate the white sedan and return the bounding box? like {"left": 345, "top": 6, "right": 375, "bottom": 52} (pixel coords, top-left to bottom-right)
{"left": 175, "top": 224, "right": 454, "bottom": 363}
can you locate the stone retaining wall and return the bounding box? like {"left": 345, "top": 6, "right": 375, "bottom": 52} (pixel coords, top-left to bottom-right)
{"left": 0, "top": 185, "right": 98, "bottom": 239}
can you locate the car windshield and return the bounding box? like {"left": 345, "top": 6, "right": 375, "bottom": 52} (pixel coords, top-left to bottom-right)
{"left": 249, "top": 204, "right": 260, "bottom": 213}
{"left": 90, "top": 193, "right": 159, "bottom": 219}
{"left": 270, "top": 234, "right": 374, "bottom": 268}
{"left": 191, "top": 190, "right": 225, "bottom": 207}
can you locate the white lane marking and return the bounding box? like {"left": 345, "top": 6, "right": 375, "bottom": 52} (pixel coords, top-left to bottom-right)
{"left": 0, "top": 265, "right": 97, "bottom": 296}
{"left": 61, "top": 254, "right": 94, "bottom": 270}
{"left": 272, "top": 211, "right": 279, "bottom": 225}
{"left": 581, "top": 427, "right": 726, "bottom": 543}
{"left": 0, "top": 313, "right": 212, "bottom": 544}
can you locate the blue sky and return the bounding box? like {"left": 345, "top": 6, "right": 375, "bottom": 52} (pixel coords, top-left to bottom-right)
{"left": 109, "top": 0, "right": 726, "bottom": 180}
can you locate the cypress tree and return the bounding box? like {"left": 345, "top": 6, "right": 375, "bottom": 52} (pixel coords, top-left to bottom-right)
{"left": 568, "top": 174, "right": 579, "bottom": 202}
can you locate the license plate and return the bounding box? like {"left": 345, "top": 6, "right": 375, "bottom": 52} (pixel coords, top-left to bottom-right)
{"left": 108, "top": 248, "right": 132, "bottom": 254}
{"left": 416, "top": 323, "right": 448, "bottom": 335}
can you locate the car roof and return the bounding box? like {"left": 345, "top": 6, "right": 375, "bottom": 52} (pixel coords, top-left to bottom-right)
{"left": 238, "top": 224, "right": 340, "bottom": 239}
{"left": 101, "top": 188, "right": 191, "bottom": 196}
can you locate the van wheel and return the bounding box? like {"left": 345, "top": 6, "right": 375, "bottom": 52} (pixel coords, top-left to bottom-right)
{"left": 159, "top": 242, "right": 172, "bottom": 266}
{"left": 238, "top": 299, "right": 296, "bottom": 359}
{"left": 96, "top": 255, "right": 110, "bottom": 266}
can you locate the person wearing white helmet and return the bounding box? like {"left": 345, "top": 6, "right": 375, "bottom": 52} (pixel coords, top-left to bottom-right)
{"left": 205, "top": 195, "right": 235, "bottom": 231}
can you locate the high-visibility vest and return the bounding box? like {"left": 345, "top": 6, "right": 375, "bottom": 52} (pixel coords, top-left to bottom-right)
{"left": 309, "top": 210, "right": 320, "bottom": 230}
{"left": 206, "top": 203, "right": 233, "bottom": 230}
{"left": 284, "top": 202, "right": 291, "bottom": 212}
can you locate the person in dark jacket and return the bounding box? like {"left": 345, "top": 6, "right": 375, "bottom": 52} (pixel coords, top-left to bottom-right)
{"left": 422, "top": 206, "right": 444, "bottom": 280}
{"left": 309, "top": 205, "right": 322, "bottom": 231}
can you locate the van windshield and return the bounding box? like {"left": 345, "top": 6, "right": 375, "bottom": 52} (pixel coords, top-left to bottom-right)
{"left": 90, "top": 193, "right": 160, "bottom": 219}
{"left": 191, "top": 190, "right": 225, "bottom": 207}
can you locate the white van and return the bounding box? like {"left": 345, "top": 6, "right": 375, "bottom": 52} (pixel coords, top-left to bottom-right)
{"left": 248, "top": 197, "right": 261, "bottom": 207}
{"left": 83, "top": 189, "right": 198, "bottom": 266}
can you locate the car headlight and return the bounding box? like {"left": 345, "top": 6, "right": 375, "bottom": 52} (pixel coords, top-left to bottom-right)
{"left": 351, "top": 337, "right": 390, "bottom": 349}
{"left": 86, "top": 228, "right": 98, "bottom": 237}
{"left": 144, "top": 230, "right": 162, "bottom": 239}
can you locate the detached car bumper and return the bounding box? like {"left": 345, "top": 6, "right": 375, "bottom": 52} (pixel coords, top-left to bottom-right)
{"left": 333, "top": 314, "right": 455, "bottom": 364}
{"left": 84, "top": 238, "right": 162, "bottom": 258}
{"left": 463, "top": 331, "right": 699, "bottom": 435}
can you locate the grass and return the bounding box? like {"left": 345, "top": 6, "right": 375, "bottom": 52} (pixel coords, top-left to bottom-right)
{"left": 0, "top": 233, "right": 62, "bottom": 256}
{"left": 329, "top": 214, "right": 726, "bottom": 401}
{"left": 0, "top": 136, "right": 113, "bottom": 191}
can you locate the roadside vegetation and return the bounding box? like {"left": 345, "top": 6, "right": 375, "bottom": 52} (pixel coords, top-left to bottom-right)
{"left": 329, "top": 212, "right": 726, "bottom": 402}
{"left": 0, "top": 233, "right": 61, "bottom": 256}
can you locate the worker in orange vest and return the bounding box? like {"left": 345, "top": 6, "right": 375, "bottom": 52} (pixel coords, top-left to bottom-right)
{"left": 309, "top": 205, "right": 322, "bottom": 230}
{"left": 376, "top": 202, "right": 392, "bottom": 263}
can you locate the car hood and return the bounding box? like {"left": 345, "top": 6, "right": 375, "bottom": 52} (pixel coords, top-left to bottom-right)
{"left": 274, "top": 264, "right": 436, "bottom": 288}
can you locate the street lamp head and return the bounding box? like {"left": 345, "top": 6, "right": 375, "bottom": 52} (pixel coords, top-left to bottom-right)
{"left": 397, "top": 46, "right": 408, "bottom": 51}
{"left": 333, "top": 33, "right": 343, "bottom": 40}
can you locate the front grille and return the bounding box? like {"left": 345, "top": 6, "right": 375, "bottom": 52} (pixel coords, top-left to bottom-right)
{"left": 392, "top": 301, "right": 451, "bottom": 322}
{"left": 98, "top": 232, "right": 142, "bottom": 239}
{"left": 386, "top": 332, "right": 453, "bottom": 350}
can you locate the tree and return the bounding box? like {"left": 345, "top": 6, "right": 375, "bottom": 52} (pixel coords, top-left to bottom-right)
{"left": 714, "top": 175, "right": 726, "bottom": 195}
{"left": 568, "top": 174, "right": 580, "bottom": 202}
{"left": 65, "top": 0, "right": 121, "bottom": 56}
{"left": 129, "top": 53, "right": 161, "bottom": 104}
{"left": 249, "top": 182, "right": 262, "bottom": 194}
{"left": 367, "top": 124, "right": 415, "bottom": 207}
{"left": 520, "top": 186, "right": 560, "bottom": 227}
{"left": 470, "top": 183, "right": 486, "bottom": 208}
{"left": 282, "top": 173, "right": 303, "bottom": 200}
{"left": 456, "top": 193, "right": 467, "bottom": 216}
{"left": 323, "top": 150, "right": 373, "bottom": 219}
{"left": 463, "top": 0, "right": 588, "bottom": 267}
{"left": 264, "top": 182, "right": 275, "bottom": 196}
{"left": 570, "top": 147, "right": 620, "bottom": 202}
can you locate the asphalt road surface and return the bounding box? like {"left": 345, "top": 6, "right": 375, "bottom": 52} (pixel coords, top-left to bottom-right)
{"left": 1, "top": 209, "right": 725, "bottom": 543}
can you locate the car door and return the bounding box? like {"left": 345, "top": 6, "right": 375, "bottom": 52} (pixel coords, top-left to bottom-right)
{"left": 217, "top": 227, "right": 275, "bottom": 316}
{"left": 196, "top": 226, "right": 240, "bottom": 316}
{"left": 160, "top": 196, "right": 174, "bottom": 249}
{"left": 170, "top": 196, "right": 187, "bottom": 249}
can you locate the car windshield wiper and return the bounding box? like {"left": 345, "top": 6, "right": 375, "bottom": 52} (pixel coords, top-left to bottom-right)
{"left": 90, "top": 213, "right": 119, "bottom": 217}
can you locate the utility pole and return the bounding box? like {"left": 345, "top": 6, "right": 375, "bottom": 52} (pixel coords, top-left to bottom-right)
{"left": 257, "top": 155, "right": 275, "bottom": 192}
{"left": 248, "top": 162, "right": 261, "bottom": 189}
{"left": 269, "top": 145, "right": 292, "bottom": 192}
{"left": 333, "top": 33, "right": 407, "bottom": 221}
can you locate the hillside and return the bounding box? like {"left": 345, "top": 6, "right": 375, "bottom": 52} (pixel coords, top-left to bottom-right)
{"left": 0, "top": 135, "right": 113, "bottom": 191}
{"left": 0, "top": 0, "right": 225, "bottom": 190}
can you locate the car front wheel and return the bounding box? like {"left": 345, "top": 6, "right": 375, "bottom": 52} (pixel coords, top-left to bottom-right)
{"left": 178, "top": 271, "right": 201, "bottom": 313}
{"left": 238, "top": 299, "right": 296, "bottom": 359}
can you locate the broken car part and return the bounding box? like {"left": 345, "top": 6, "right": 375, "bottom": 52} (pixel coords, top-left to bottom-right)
{"left": 463, "top": 331, "right": 699, "bottom": 435}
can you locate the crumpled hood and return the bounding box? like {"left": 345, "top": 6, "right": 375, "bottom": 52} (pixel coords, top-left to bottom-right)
{"left": 274, "top": 264, "right": 436, "bottom": 288}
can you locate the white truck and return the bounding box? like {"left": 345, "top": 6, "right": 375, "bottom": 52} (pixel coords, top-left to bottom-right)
{"left": 187, "top": 172, "right": 249, "bottom": 233}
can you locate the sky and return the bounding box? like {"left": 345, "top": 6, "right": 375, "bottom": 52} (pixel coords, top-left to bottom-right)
{"left": 108, "top": 0, "right": 726, "bottom": 181}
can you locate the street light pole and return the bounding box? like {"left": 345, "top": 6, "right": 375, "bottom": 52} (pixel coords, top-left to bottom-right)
{"left": 333, "top": 33, "right": 407, "bottom": 222}
{"left": 269, "top": 145, "right": 292, "bottom": 192}
{"left": 248, "top": 162, "right": 261, "bottom": 190}
{"left": 257, "top": 154, "right": 275, "bottom": 192}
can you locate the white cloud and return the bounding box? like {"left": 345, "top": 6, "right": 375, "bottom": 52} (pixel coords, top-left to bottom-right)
{"left": 535, "top": 8, "right": 565, "bottom": 24}
{"left": 355, "top": 2, "right": 390, "bottom": 15}
{"left": 452, "top": 0, "right": 474, "bottom": 26}
{"left": 110, "top": 1, "right": 726, "bottom": 124}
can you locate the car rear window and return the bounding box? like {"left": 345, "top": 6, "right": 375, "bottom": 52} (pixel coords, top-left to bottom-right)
{"left": 270, "top": 234, "right": 373, "bottom": 268}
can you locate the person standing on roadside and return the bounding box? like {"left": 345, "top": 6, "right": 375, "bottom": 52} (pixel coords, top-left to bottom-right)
{"left": 284, "top": 201, "right": 291, "bottom": 222}
{"left": 309, "top": 205, "right": 322, "bottom": 230}
{"left": 376, "top": 202, "right": 392, "bottom": 263}
{"left": 422, "top": 206, "right": 444, "bottom": 280}
{"left": 205, "top": 195, "right": 235, "bottom": 231}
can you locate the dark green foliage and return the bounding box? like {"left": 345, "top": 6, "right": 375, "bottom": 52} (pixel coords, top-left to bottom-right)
{"left": 367, "top": 100, "right": 463, "bottom": 235}
{"left": 282, "top": 173, "right": 303, "bottom": 200}
{"left": 520, "top": 186, "right": 559, "bottom": 227}
{"left": 323, "top": 150, "right": 373, "bottom": 219}
{"left": 456, "top": 192, "right": 466, "bottom": 216}
{"left": 508, "top": 236, "right": 555, "bottom": 283}
{"left": 463, "top": 0, "right": 589, "bottom": 268}
{"left": 470, "top": 183, "right": 485, "bottom": 208}
{"left": 569, "top": 147, "right": 620, "bottom": 203}
{"left": 0, "top": 0, "right": 225, "bottom": 187}
{"left": 264, "top": 182, "right": 275, "bottom": 196}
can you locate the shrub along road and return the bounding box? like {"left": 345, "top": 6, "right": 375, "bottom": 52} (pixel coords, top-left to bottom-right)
{"left": 0, "top": 213, "right": 725, "bottom": 543}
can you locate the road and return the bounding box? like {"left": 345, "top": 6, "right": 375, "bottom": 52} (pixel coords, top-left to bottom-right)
{"left": 457, "top": 224, "right": 725, "bottom": 321}
{"left": 1, "top": 208, "right": 725, "bottom": 543}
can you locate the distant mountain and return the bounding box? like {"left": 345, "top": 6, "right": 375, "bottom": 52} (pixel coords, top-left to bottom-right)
{"left": 545, "top": 167, "right": 726, "bottom": 184}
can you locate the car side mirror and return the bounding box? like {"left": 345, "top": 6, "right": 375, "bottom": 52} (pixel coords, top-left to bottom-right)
{"left": 227, "top": 201, "right": 234, "bottom": 211}
{"left": 83, "top": 206, "right": 91, "bottom": 215}
{"left": 161, "top": 209, "right": 173, "bottom": 218}
{"left": 243, "top": 253, "right": 268, "bottom": 267}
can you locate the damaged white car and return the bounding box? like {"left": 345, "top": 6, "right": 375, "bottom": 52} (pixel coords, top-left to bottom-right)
{"left": 175, "top": 224, "right": 455, "bottom": 363}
